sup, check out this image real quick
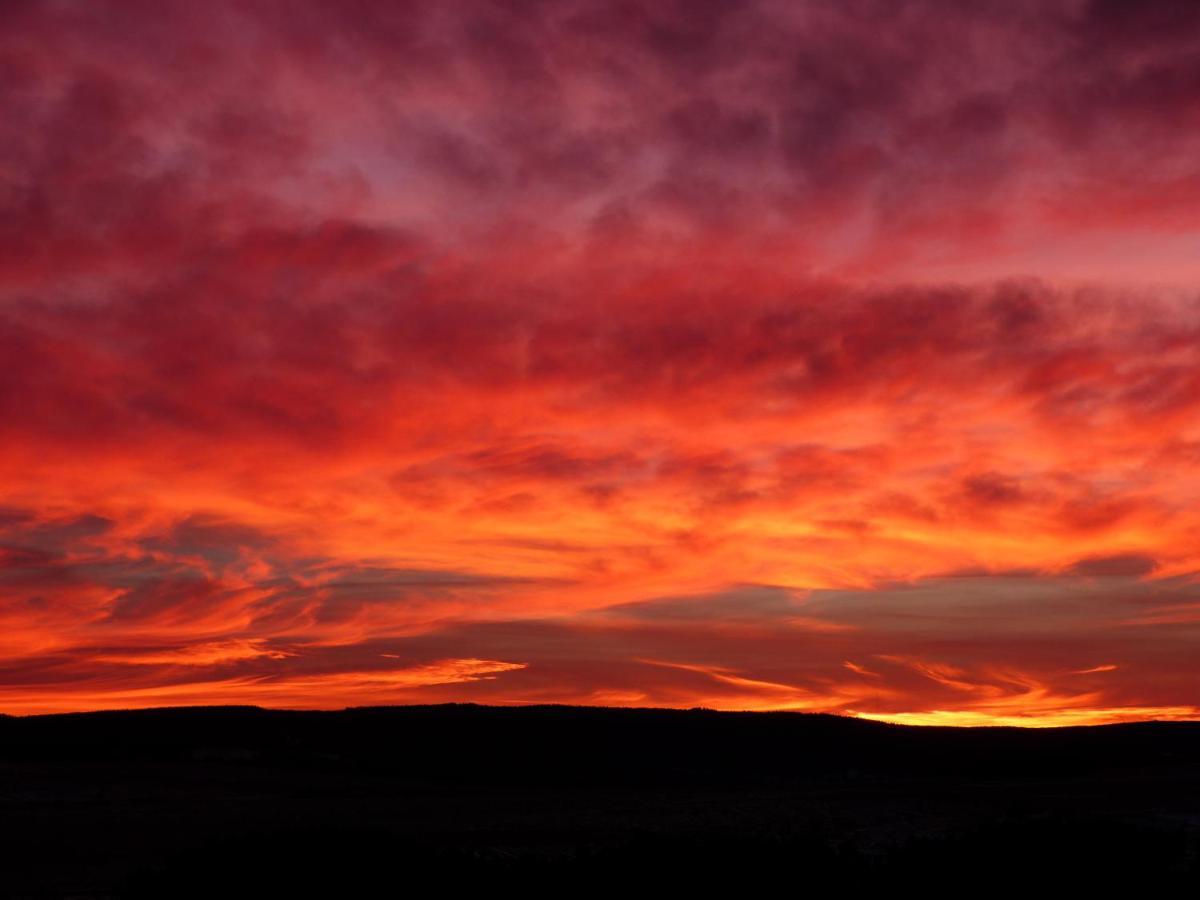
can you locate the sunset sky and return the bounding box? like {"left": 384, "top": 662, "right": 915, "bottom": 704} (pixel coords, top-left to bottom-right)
{"left": 2, "top": 0, "right": 1199, "bottom": 724}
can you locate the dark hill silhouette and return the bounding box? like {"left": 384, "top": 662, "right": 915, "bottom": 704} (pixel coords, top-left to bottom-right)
{"left": 1, "top": 704, "right": 1197, "bottom": 896}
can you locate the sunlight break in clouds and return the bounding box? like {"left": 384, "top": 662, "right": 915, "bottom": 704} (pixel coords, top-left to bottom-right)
{"left": 1, "top": 0, "right": 1198, "bottom": 724}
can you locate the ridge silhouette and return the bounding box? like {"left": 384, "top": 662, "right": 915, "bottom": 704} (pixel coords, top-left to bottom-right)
{"left": 2, "top": 704, "right": 1197, "bottom": 895}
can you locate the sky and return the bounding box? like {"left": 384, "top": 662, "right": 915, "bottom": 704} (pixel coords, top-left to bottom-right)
{"left": 1, "top": 0, "right": 1198, "bottom": 724}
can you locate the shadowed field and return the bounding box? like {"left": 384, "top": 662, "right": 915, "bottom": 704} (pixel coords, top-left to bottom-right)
{"left": 1, "top": 705, "right": 1198, "bottom": 896}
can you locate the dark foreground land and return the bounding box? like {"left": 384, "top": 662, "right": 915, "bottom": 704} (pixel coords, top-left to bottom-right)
{"left": 1, "top": 705, "right": 1198, "bottom": 896}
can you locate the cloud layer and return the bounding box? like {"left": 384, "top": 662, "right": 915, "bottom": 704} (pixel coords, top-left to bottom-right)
{"left": 1, "top": 0, "right": 1198, "bottom": 722}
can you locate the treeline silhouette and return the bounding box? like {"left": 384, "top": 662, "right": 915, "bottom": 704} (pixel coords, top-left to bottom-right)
{"left": 0, "top": 705, "right": 1196, "bottom": 895}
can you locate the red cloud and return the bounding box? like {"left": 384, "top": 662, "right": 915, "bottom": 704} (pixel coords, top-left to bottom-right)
{"left": 1, "top": 0, "right": 1198, "bottom": 722}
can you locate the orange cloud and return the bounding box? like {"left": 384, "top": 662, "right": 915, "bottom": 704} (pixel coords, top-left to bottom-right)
{"left": 94, "top": 640, "right": 294, "bottom": 666}
{"left": 0, "top": 659, "right": 526, "bottom": 716}
{"left": 0, "top": 0, "right": 1198, "bottom": 725}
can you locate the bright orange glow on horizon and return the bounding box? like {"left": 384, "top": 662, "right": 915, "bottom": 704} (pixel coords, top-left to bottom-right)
{"left": 1, "top": 1, "right": 1198, "bottom": 725}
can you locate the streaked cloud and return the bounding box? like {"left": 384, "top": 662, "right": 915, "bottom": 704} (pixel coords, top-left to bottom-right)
{"left": 0, "top": 0, "right": 1197, "bottom": 724}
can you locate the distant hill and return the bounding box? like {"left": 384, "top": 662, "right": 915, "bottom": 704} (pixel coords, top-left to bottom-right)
{"left": 4, "top": 703, "right": 1198, "bottom": 782}
{"left": 1, "top": 704, "right": 1197, "bottom": 896}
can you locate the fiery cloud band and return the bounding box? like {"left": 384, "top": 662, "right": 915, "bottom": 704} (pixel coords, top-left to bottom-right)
{"left": 1, "top": 0, "right": 1198, "bottom": 723}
